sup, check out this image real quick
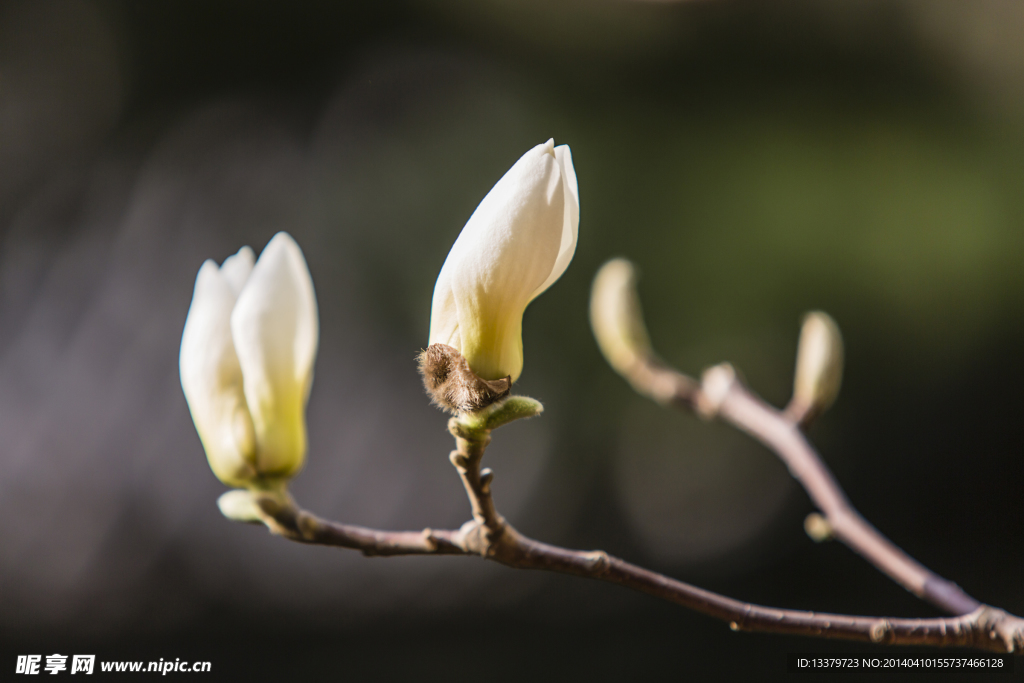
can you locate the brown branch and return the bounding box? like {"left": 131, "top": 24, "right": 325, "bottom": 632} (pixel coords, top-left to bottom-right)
{"left": 226, "top": 337, "right": 1021, "bottom": 652}
{"left": 715, "top": 372, "right": 981, "bottom": 615}
{"left": 238, "top": 415, "right": 1023, "bottom": 654}
{"left": 617, "top": 355, "right": 982, "bottom": 616}
{"left": 447, "top": 417, "right": 508, "bottom": 556}
{"left": 244, "top": 485, "right": 1024, "bottom": 654}
{"left": 251, "top": 494, "right": 467, "bottom": 556}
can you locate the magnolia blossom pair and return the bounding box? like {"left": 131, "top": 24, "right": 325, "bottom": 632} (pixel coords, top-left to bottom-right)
{"left": 180, "top": 233, "right": 318, "bottom": 489}
{"left": 181, "top": 140, "right": 579, "bottom": 487}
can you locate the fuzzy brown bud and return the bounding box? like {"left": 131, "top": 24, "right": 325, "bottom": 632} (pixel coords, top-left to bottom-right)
{"left": 418, "top": 343, "right": 512, "bottom": 414}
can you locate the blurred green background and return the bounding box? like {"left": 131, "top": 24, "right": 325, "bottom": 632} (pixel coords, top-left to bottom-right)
{"left": 0, "top": 0, "right": 1022, "bottom": 680}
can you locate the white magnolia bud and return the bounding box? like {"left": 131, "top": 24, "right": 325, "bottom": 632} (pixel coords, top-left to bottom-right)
{"left": 792, "top": 311, "right": 843, "bottom": 420}
{"left": 180, "top": 232, "right": 319, "bottom": 488}
{"left": 590, "top": 258, "right": 652, "bottom": 376}
{"left": 428, "top": 139, "right": 579, "bottom": 382}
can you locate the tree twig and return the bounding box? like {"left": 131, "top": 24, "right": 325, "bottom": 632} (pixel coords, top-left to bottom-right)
{"left": 616, "top": 355, "right": 982, "bottom": 616}
{"left": 251, "top": 494, "right": 466, "bottom": 556}
{"left": 238, "top": 410, "right": 1023, "bottom": 654}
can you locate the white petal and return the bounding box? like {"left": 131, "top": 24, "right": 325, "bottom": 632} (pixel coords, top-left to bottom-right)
{"left": 530, "top": 143, "right": 579, "bottom": 301}
{"left": 428, "top": 140, "right": 577, "bottom": 382}
{"left": 220, "top": 245, "right": 255, "bottom": 295}
{"left": 231, "top": 232, "right": 319, "bottom": 477}
{"left": 179, "top": 260, "right": 257, "bottom": 486}
{"left": 427, "top": 266, "right": 461, "bottom": 349}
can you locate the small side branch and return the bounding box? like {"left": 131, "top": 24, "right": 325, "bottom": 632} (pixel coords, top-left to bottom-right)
{"left": 252, "top": 494, "right": 467, "bottom": 556}
{"left": 617, "top": 355, "right": 981, "bottom": 616}
{"left": 711, "top": 374, "right": 980, "bottom": 615}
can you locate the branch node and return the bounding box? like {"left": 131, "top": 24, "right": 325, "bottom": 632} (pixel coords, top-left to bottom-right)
{"left": 870, "top": 620, "right": 893, "bottom": 643}
{"left": 447, "top": 419, "right": 472, "bottom": 441}
{"left": 584, "top": 550, "right": 611, "bottom": 575}
{"left": 421, "top": 528, "right": 439, "bottom": 551}
{"left": 295, "top": 510, "right": 320, "bottom": 540}
{"left": 456, "top": 520, "right": 490, "bottom": 556}
{"left": 696, "top": 363, "right": 736, "bottom": 418}
{"left": 252, "top": 492, "right": 302, "bottom": 538}
{"left": 974, "top": 607, "right": 1024, "bottom": 653}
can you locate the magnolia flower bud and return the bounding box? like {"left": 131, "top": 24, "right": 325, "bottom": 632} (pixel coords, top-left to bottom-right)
{"left": 180, "top": 232, "right": 319, "bottom": 489}
{"left": 589, "top": 258, "right": 653, "bottom": 377}
{"left": 804, "top": 512, "right": 834, "bottom": 543}
{"left": 428, "top": 139, "right": 579, "bottom": 383}
{"left": 790, "top": 311, "right": 843, "bottom": 423}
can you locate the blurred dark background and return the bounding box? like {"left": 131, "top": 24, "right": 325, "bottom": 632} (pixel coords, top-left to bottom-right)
{"left": 1, "top": 0, "right": 1022, "bottom": 680}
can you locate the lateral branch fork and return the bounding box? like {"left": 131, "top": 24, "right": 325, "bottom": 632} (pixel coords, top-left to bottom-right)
{"left": 242, "top": 387, "right": 1024, "bottom": 654}
{"left": 621, "top": 354, "right": 983, "bottom": 616}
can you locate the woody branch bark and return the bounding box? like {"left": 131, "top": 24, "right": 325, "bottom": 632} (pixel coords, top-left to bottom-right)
{"left": 616, "top": 350, "right": 982, "bottom": 617}
{"left": 237, "top": 411, "right": 1023, "bottom": 653}
{"left": 225, "top": 345, "right": 1024, "bottom": 654}
{"left": 588, "top": 258, "right": 988, "bottom": 616}
{"left": 706, "top": 366, "right": 981, "bottom": 615}
{"left": 211, "top": 271, "right": 1024, "bottom": 653}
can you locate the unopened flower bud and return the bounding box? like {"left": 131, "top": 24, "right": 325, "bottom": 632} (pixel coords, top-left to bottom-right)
{"left": 804, "top": 512, "right": 834, "bottom": 542}
{"left": 180, "top": 232, "right": 319, "bottom": 489}
{"left": 791, "top": 311, "right": 843, "bottom": 422}
{"left": 428, "top": 139, "right": 579, "bottom": 385}
{"left": 589, "top": 258, "right": 652, "bottom": 376}
{"left": 217, "top": 490, "right": 265, "bottom": 523}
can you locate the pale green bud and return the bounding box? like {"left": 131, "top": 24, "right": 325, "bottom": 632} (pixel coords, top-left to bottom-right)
{"left": 589, "top": 258, "right": 652, "bottom": 377}
{"left": 792, "top": 311, "right": 843, "bottom": 420}
{"left": 217, "top": 490, "right": 265, "bottom": 523}
{"left": 804, "top": 512, "right": 834, "bottom": 542}
{"left": 456, "top": 395, "right": 545, "bottom": 433}
{"left": 428, "top": 140, "right": 579, "bottom": 383}
{"left": 180, "top": 232, "right": 319, "bottom": 489}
